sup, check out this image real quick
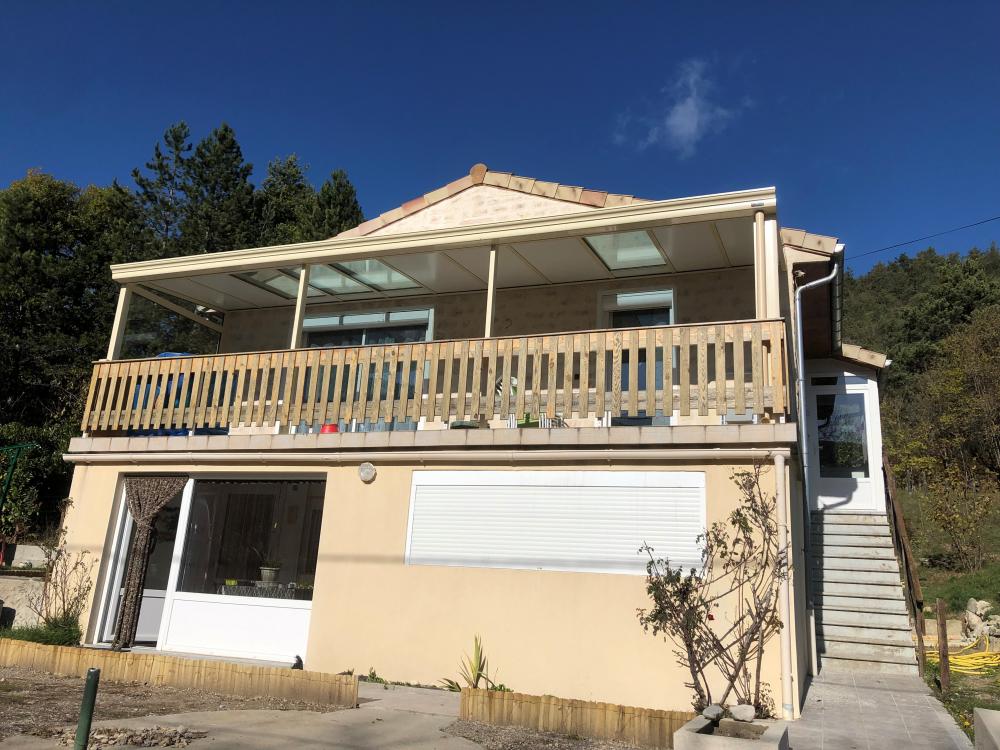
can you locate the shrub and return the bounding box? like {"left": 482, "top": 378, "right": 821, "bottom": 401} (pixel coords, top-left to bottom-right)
{"left": 1, "top": 615, "right": 82, "bottom": 646}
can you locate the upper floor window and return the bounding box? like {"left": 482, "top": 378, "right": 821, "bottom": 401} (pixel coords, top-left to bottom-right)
{"left": 601, "top": 289, "right": 674, "bottom": 329}
{"left": 302, "top": 308, "right": 433, "bottom": 348}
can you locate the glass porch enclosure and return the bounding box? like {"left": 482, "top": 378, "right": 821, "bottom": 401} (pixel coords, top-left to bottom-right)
{"left": 82, "top": 190, "right": 789, "bottom": 435}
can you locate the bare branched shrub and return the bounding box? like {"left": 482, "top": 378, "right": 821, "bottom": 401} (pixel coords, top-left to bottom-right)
{"left": 638, "top": 463, "right": 787, "bottom": 716}
{"left": 27, "top": 527, "right": 95, "bottom": 632}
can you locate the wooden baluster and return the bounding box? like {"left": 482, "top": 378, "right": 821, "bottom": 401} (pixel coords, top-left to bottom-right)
{"left": 645, "top": 328, "right": 656, "bottom": 419}
{"left": 485, "top": 339, "right": 499, "bottom": 421}
{"left": 277, "top": 352, "right": 296, "bottom": 429}
{"left": 327, "top": 348, "right": 346, "bottom": 427}
{"left": 159, "top": 357, "right": 183, "bottom": 429}
{"left": 420, "top": 342, "right": 436, "bottom": 422}
{"left": 594, "top": 332, "right": 611, "bottom": 418}
{"left": 365, "top": 345, "right": 383, "bottom": 424}
{"left": 183, "top": 358, "right": 205, "bottom": 429}
{"left": 396, "top": 344, "right": 411, "bottom": 422}
{"left": 626, "top": 330, "right": 638, "bottom": 416}
{"left": 439, "top": 341, "right": 454, "bottom": 423}
{"left": 302, "top": 350, "right": 323, "bottom": 429}
{"left": 496, "top": 338, "right": 510, "bottom": 418}
{"left": 662, "top": 327, "right": 673, "bottom": 418}
{"left": 714, "top": 325, "right": 727, "bottom": 417}
{"left": 112, "top": 361, "right": 136, "bottom": 431}
{"left": 529, "top": 337, "right": 542, "bottom": 420}
{"left": 611, "top": 330, "right": 623, "bottom": 417}
{"left": 697, "top": 327, "right": 709, "bottom": 417}
{"left": 455, "top": 339, "right": 470, "bottom": 421}
{"left": 559, "top": 334, "right": 573, "bottom": 419}
{"left": 193, "top": 356, "right": 214, "bottom": 430}
{"left": 733, "top": 325, "right": 746, "bottom": 416}
{"left": 577, "top": 333, "right": 590, "bottom": 419}
{"left": 142, "top": 358, "right": 166, "bottom": 430}
{"left": 770, "top": 322, "right": 786, "bottom": 416}
{"left": 546, "top": 336, "right": 558, "bottom": 420}
{"left": 468, "top": 340, "right": 482, "bottom": 420}
{"left": 129, "top": 359, "right": 152, "bottom": 431}
{"left": 96, "top": 362, "right": 121, "bottom": 432}
{"left": 410, "top": 343, "right": 426, "bottom": 423}
{"left": 515, "top": 337, "right": 528, "bottom": 420}
{"left": 679, "top": 327, "right": 691, "bottom": 417}
{"left": 354, "top": 346, "right": 372, "bottom": 426}
{"left": 240, "top": 354, "right": 262, "bottom": 427}
{"left": 383, "top": 344, "right": 398, "bottom": 424}
{"left": 314, "top": 350, "right": 332, "bottom": 427}
{"left": 81, "top": 364, "right": 102, "bottom": 432}
{"left": 751, "top": 322, "right": 764, "bottom": 417}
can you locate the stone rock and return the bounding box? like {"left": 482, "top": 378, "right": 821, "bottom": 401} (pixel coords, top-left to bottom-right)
{"left": 730, "top": 704, "right": 756, "bottom": 722}
{"left": 963, "top": 610, "right": 985, "bottom": 640}
{"left": 967, "top": 597, "right": 979, "bottom": 613}
{"left": 976, "top": 600, "right": 993, "bottom": 617}
{"left": 702, "top": 704, "right": 724, "bottom": 721}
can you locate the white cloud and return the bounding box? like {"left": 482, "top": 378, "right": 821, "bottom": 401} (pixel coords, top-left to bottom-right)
{"left": 619, "top": 59, "right": 741, "bottom": 159}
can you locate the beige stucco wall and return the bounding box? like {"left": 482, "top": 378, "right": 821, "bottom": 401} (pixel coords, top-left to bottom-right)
{"left": 62, "top": 454, "right": 796, "bottom": 713}
{"left": 219, "top": 267, "right": 755, "bottom": 354}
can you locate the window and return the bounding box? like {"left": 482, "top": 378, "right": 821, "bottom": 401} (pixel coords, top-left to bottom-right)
{"left": 303, "top": 309, "right": 432, "bottom": 348}
{"left": 176, "top": 480, "right": 325, "bottom": 600}
{"left": 602, "top": 291, "right": 673, "bottom": 417}
{"left": 815, "top": 393, "right": 869, "bottom": 479}
{"left": 585, "top": 231, "right": 666, "bottom": 271}
{"left": 406, "top": 471, "right": 705, "bottom": 575}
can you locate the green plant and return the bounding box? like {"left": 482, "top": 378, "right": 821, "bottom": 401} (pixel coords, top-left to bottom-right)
{"left": 0, "top": 614, "right": 82, "bottom": 645}
{"left": 366, "top": 667, "right": 389, "bottom": 689}
{"left": 27, "top": 527, "right": 94, "bottom": 636}
{"left": 440, "top": 635, "right": 509, "bottom": 692}
{"left": 638, "top": 464, "right": 786, "bottom": 716}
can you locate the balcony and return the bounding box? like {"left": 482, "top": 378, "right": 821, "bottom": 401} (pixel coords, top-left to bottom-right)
{"left": 81, "top": 319, "right": 788, "bottom": 436}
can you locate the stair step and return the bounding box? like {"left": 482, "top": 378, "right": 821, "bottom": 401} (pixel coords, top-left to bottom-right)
{"left": 817, "top": 637, "right": 916, "bottom": 663}
{"left": 812, "top": 557, "right": 900, "bottom": 573}
{"left": 818, "top": 626, "right": 913, "bottom": 645}
{"left": 811, "top": 523, "right": 891, "bottom": 537}
{"left": 818, "top": 655, "right": 919, "bottom": 676}
{"left": 814, "top": 595, "right": 909, "bottom": 614}
{"left": 818, "top": 608, "right": 912, "bottom": 629}
{"left": 813, "top": 569, "right": 902, "bottom": 585}
{"left": 813, "top": 581, "right": 905, "bottom": 599}
{"left": 811, "top": 512, "right": 888, "bottom": 525}
{"left": 812, "top": 544, "right": 897, "bottom": 560}
{"left": 814, "top": 534, "right": 893, "bottom": 548}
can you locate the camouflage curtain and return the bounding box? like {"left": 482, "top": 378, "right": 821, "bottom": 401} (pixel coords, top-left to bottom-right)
{"left": 111, "top": 475, "right": 188, "bottom": 651}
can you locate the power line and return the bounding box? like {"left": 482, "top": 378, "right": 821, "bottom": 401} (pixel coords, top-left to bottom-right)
{"left": 852, "top": 214, "right": 1000, "bottom": 259}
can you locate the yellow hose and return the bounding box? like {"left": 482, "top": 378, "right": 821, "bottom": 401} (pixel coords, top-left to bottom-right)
{"left": 926, "top": 633, "right": 1000, "bottom": 675}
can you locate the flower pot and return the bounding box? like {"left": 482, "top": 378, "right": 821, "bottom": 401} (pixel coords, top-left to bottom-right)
{"left": 674, "top": 716, "right": 788, "bottom": 750}
{"left": 259, "top": 566, "right": 281, "bottom": 583}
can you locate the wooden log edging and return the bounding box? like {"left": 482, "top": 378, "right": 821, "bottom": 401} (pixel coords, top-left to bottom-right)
{"left": 459, "top": 687, "right": 695, "bottom": 749}
{"left": 0, "top": 639, "right": 358, "bottom": 707}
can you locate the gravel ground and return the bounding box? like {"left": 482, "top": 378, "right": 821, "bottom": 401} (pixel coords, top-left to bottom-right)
{"left": 0, "top": 666, "right": 339, "bottom": 742}
{"left": 446, "top": 719, "right": 638, "bottom": 749}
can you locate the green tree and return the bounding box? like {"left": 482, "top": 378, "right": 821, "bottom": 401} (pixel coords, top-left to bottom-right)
{"left": 179, "top": 123, "right": 255, "bottom": 254}
{"left": 254, "top": 155, "right": 317, "bottom": 246}
{"left": 311, "top": 168, "right": 364, "bottom": 238}
{"left": 132, "top": 122, "right": 192, "bottom": 254}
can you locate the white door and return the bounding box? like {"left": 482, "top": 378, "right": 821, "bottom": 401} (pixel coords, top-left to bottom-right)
{"left": 805, "top": 367, "right": 885, "bottom": 513}
{"left": 102, "top": 491, "right": 183, "bottom": 643}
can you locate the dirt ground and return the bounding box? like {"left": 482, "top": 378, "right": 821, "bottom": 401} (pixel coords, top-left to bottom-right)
{"left": 446, "top": 720, "right": 638, "bottom": 749}
{"left": 0, "top": 666, "right": 339, "bottom": 742}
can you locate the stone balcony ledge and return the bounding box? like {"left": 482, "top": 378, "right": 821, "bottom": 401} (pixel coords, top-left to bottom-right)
{"left": 66, "top": 423, "right": 796, "bottom": 459}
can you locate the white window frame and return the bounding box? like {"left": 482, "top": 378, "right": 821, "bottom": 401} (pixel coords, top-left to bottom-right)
{"left": 302, "top": 306, "right": 434, "bottom": 346}
{"left": 597, "top": 287, "right": 675, "bottom": 329}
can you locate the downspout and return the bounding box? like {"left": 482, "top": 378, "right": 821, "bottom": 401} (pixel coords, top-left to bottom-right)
{"left": 793, "top": 248, "right": 842, "bottom": 676}
{"left": 774, "top": 453, "right": 793, "bottom": 720}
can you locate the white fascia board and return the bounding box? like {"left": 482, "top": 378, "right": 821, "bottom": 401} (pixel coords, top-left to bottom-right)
{"left": 111, "top": 187, "right": 777, "bottom": 284}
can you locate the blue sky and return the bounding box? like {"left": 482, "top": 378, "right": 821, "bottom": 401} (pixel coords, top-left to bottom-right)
{"left": 2, "top": 2, "right": 998, "bottom": 272}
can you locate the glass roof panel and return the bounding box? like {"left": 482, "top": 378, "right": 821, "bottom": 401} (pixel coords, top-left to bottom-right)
{"left": 335, "top": 259, "right": 420, "bottom": 290}
{"left": 237, "top": 269, "right": 322, "bottom": 298}
{"left": 284, "top": 265, "right": 369, "bottom": 295}
{"left": 584, "top": 231, "right": 666, "bottom": 270}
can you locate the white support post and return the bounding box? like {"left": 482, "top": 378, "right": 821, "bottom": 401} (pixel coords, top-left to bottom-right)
{"left": 290, "top": 265, "right": 311, "bottom": 349}
{"left": 105, "top": 285, "right": 134, "bottom": 360}
{"left": 764, "top": 217, "right": 781, "bottom": 319}
{"left": 753, "top": 210, "right": 766, "bottom": 318}
{"left": 484, "top": 245, "right": 498, "bottom": 337}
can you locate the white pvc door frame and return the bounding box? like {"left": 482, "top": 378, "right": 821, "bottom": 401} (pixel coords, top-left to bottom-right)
{"left": 805, "top": 361, "right": 886, "bottom": 513}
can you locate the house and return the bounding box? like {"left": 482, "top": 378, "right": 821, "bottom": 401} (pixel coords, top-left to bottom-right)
{"left": 61, "top": 164, "right": 917, "bottom": 718}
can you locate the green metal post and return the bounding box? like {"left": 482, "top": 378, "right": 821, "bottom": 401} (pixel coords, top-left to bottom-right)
{"left": 74, "top": 667, "right": 101, "bottom": 750}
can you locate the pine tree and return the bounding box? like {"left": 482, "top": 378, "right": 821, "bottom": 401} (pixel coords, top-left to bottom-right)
{"left": 254, "top": 155, "right": 317, "bottom": 246}
{"left": 180, "top": 123, "right": 255, "bottom": 254}
{"left": 132, "top": 122, "right": 192, "bottom": 254}
{"left": 310, "top": 169, "right": 364, "bottom": 238}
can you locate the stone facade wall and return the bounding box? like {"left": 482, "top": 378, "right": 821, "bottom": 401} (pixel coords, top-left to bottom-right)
{"left": 219, "top": 267, "right": 755, "bottom": 353}
{"left": 369, "top": 185, "right": 595, "bottom": 236}
{"left": 0, "top": 575, "right": 43, "bottom": 628}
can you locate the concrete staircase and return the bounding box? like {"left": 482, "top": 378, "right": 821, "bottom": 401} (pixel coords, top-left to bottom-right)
{"left": 811, "top": 511, "right": 919, "bottom": 675}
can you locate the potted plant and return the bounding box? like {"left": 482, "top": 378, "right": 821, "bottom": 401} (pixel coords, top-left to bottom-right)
{"left": 258, "top": 559, "right": 281, "bottom": 583}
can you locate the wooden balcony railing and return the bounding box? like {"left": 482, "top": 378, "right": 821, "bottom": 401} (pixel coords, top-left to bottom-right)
{"left": 81, "top": 319, "right": 788, "bottom": 435}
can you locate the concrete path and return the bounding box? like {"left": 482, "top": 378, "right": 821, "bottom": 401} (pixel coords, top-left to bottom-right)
{"left": 786, "top": 670, "right": 972, "bottom": 749}
{"left": 0, "top": 682, "right": 472, "bottom": 750}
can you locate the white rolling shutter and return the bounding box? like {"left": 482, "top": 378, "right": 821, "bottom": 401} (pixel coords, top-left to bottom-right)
{"left": 405, "top": 471, "right": 705, "bottom": 576}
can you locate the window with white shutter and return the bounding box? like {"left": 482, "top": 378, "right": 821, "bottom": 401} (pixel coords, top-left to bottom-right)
{"left": 405, "top": 471, "right": 705, "bottom": 575}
